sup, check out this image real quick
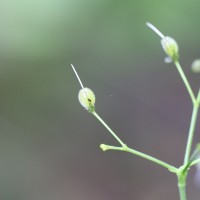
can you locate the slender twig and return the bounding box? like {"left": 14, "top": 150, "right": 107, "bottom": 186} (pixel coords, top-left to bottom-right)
{"left": 93, "top": 111, "right": 177, "bottom": 172}
{"left": 102, "top": 145, "right": 177, "bottom": 172}
{"left": 174, "top": 61, "right": 196, "bottom": 104}
{"left": 184, "top": 103, "right": 199, "bottom": 164}
{"left": 92, "top": 112, "right": 126, "bottom": 147}
{"left": 190, "top": 158, "right": 200, "bottom": 167}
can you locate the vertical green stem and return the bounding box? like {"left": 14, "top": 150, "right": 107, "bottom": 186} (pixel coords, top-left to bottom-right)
{"left": 184, "top": 103, "right": 199, "bottom": 164}
{"left": 173, "top": 61, "right": 199, "bottom": 200}
{"left": 177, "top": 173, "right": 187, "bottom": 200}
{"left": 174, "top": 61, "right": 199, "bottom": 165}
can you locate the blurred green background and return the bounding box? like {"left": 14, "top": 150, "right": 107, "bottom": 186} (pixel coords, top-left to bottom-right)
{"left": 1, "top": 0, "right": 200, "bottom": 200}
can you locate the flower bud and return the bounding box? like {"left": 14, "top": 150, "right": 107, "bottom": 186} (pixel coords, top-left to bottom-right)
{"left": 161, "top": 36, "right": 179, "bottom": 61}
{"left": 78, "top": 87, "right": 95, "bottom": 113}
{"left": 191, "top": 59, "right": 200, "bottom": 73}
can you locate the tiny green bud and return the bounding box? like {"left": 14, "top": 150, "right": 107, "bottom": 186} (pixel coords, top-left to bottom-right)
{"left": 191, "top": 59, "right": 200, "bottom": 73}
{"left": 78, "top": 87, "right": 95, "bottom": 112}
{"left": 100, "top": 144, "right": 109, "bottom": 151}
{"left": 71, "top": 64, "right": 96, "bottom": 113}
{"left": 146, "top": 22, "right": 179, "bottom": 61}
{"left": 161, "top": 36, "right": 179, "bottom": 61}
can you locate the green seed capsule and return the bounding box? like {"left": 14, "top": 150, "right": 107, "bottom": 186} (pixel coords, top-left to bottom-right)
{"left": 161, "top": 36, "right": 179, "bottom": 61}
{"left": 78, "top": 87, "right": 95, "bottom": 112}
{"left": 146, "top": 23, "right": 179, "bottom": 62}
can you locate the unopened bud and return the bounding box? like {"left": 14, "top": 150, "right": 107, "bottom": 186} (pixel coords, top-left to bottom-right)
{"left": 78, "top": 87, "right": 95, "bottom": 113}
{"left": 161, "top": 36, "right": 179, "bottom": 61}
{"left": 71, "top": 64, "right": 96, "bottom": 113}
{"left": 146, "top": 22, "right": 179, "bottom": 61}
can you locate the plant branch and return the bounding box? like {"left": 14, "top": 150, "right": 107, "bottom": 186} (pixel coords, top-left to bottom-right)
{"left": 174, "top": 61, "right": 196, "bottom": 104}
{"left": 92, "top": 111, "right": 126, "bottom": 147}
{"left": 183, "top": 102, "right": 199, "bottom": 164}
{"left": 190, "top": 158, "right": 200, "bottom": 167}
{"left": 100, "top": 144, "right": 177, "bottom": 172}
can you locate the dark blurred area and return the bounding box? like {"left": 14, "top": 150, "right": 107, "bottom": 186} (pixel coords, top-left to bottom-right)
{"left": 0, "top": 0, "right": 200, "bottom": 200}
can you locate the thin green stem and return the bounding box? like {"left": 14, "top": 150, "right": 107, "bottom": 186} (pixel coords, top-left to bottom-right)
{"left": 190, "top": 157, "right": 200, "bottom": 167}
{"left": 92, "top": 111, "right": 126, "bottom": 147}
{"left": 184, "top": 89, "right": 200, "bottom": 167}
{"left": 183, "top": 102, "right": 199, "bottom": 164}
{"left": 178, "top": 185, "right": 187, "bottom": 200}
{"left": 174, "top": 61, "right": 199, "bottom": 165}
{"left": 124, "top": 146, "right": 177, "bottom": 172}
{"left": 101, "top": 144, "right": 177, "bottom": 172}
{"left": 174, "top": 62, "right": 200, "bottom": 200}
{"left": 177, "top": 172, "right": 187, "bottom": 200}
{"left": 93, "top": 111, "right": 177, "bottom": 172}
{"left": 174, "top": 61, "right": 196, "bottom": 104}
